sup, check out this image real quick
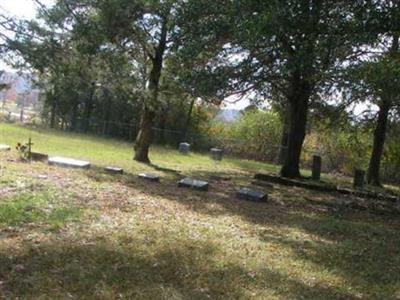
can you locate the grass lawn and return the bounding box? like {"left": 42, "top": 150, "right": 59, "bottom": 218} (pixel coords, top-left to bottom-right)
{"left": 1, "top": 123, "right": 400, "bottom": 299}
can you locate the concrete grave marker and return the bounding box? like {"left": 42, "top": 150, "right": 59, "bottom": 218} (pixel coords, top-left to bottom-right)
{"left": 48, "top": 156, "right": 90, "bottom": 169}
{"left": 105, "top": 167, "right": 123, "bottom": 174}
{"left": 353, "top": 169, "right": 365, "bottom": 189}
{"left": 138, "top": 173, "right": 160, "bottom": 182}
{"left": 210, "top": 148, "right": 223, "bottom": 161}
{"left": 30, "top": 152, "right": 49, "bottom": 162}
{"left": 178, "top": 177, "right": 209, "bottom": 191}
{"left": 178, "top": 142, "right": 190, "bottom": 154}
{"left": 237, "top": 187, "right": 268, "bottom": 202}
{"left": 0, "top": 144, "right": 11, "bottom": 151}
{"left": 312, "top": 155, "right": 322, "bottom": 180}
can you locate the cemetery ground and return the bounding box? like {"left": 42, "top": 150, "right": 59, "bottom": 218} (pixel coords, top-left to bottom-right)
{"left": 0, "top": 124, "right": 400, "bottom": 299}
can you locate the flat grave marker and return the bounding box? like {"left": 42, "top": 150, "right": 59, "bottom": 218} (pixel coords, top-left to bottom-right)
{"left": 237, "top": 187, "right": 268, "bottom": 202}
{"left": 48, "top": 156, "right": 90, "bottom": 169}
{"left": 138, "top": 173, "right": 160, "bottom": 182}
{"left": 0, "top": 144, "right": 11, "bottom": 151}
{"left": 105, "top": 166, "right": 123, "bottom": 174}
{"left": 30, "top": 152, "right": 49, "bottom": 161}
{"left": 178, "top": 177, "right": 209, "bottom": 191}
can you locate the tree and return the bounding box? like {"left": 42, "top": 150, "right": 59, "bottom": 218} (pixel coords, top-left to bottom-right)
{"left": 0, "top": 2, "right": 143, "bottom": 132}
{"left": 179, "top": 0, "right": 377, "bottom": 178}
{"left": 352, "top": 36, "right": 400, "bottom": 186}
{"left": 343, "top": 1, "right": 400, "bottom": 186}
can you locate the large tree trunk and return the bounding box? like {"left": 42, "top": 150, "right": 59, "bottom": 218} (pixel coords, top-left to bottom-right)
{"left": 133, "top": 17, "right": 168, "bottom": 163}
{"left": 367, "top": 99, "right": 390, "bottom": 186}
{"left": 367, "top": 33, "right": 398, "bottom": 186}
{"left": 280, "top": 75, "right": 312, "bottom": 178}
{"left": 134, "top": 107, "right": 156, "bottom": 163}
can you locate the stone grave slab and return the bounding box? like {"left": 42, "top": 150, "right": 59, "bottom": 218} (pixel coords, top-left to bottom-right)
{"left": 138, "top": 173, "right": 160, "bottom": 182}
{"left": 237, "top": 187, "right": 268, "bottom": 202}
{"left": 105, "top": 166, "right": 123, "bottom": 174}
{"left": 30, "top": 152, "right": 49, "bottom": 161}
{"left": 48, "top": 156, "right": 90, "bottom": 169}
{"left": 178, "top": 142, "right": 190, "bottom": 154}
{"left": 178, "top": 177, "right": 209, "bottom": 191}
{"left": 0, "top": 144, "right": 11, "bottom": 151}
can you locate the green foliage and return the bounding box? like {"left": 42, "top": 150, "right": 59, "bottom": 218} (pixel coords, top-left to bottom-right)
{"left": 307, "top": 125, "right": 371, "bottom": 175}
{"left": 222, "top": 110, "right": 282, "bottom": 161}
{"left": 15, "top": 141, "right": 30, "bottom": 161}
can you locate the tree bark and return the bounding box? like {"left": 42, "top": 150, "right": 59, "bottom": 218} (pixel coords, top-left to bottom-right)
{"left": 367, "top": 33, "right": 398, "bottom": 186}
{"left": 134, "top": 107, "right": 156, "bottom": 163}
{"left": 367, "top": 99, "right": 390, "bottom": 186}
{"left": 280, "top": 75, "right": 312, "bottom": 178}
{"left": 133, "top": 17, "right": 169, "bottom": 163}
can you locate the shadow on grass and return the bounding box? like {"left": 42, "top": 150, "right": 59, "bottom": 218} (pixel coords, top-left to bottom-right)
{"left": 81, "top": 168, "right": 400, "bottom": 298}
{"left": 0, "top": 233, "right": 360, "bottom": 299}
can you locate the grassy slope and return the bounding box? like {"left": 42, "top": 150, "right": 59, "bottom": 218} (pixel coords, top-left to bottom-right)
{"left": 0, "top": 123, "right": 399, "bottom": 299}
{"left": 0, "top": 123, "right": 281, "bottom": 177}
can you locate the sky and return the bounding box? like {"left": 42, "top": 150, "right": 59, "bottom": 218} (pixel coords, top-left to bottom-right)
{"left": 0, "top": 0, "right": 54, "bottom": 71}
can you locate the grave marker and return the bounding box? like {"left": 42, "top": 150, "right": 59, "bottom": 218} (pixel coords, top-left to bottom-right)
{"left": 178, "top": 177, "right": 209, "bottom": 191}
{"left": 0, "top": 144, "right": 11, "bottom": 151}
{"left": 138, "top": 173, "right": 160, "bottom": 182}
{"left": 237, "top": 187, "right": 268, "bottom": 202}
{"left": 210, "top": 148, "right": 223, "bottom": 161}
{"left": 105, "top": 167, "right": 123, "bottom": 174}
{"left": 312, "top": 155, "right": 322, "bottom": 180}
{"left": 48, "top": 156, "right": 90, "bottom": 169}
{"left": 178, "top": 142, "right": 190, "bottom": 154}
{"left": 353, "top": 169, "right": 365, "bottom": 189}
{"left": 30, "top": 152, "right": 49, "bottom": 162}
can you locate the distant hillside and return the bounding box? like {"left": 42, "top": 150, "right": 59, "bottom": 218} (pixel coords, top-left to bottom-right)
{"left": 215, "top": 109, "right": 241, "bottom": 122}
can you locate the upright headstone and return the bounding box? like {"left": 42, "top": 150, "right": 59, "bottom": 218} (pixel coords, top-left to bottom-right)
{"left": 178, "top": 142, "right": 190, "bottom": 154}
{"left": 312, "top": 155, "right": 322, "bottom": 180}
{"left": 210, "top": 148, "right": 223, "bottom": 161}
{"left": 353, "top": 169, "right": 365, "bottom": 189}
